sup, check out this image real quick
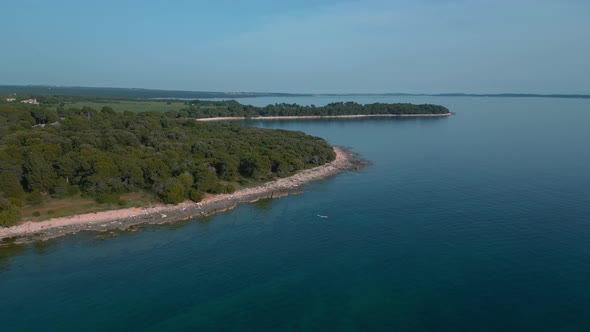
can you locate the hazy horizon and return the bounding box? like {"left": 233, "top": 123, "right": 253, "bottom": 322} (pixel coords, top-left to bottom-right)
{"left": 2, "top": 0, "right": 589, "bottom": 94}
{"left": 2, "top": 83, "right": 590, "bottom": 97}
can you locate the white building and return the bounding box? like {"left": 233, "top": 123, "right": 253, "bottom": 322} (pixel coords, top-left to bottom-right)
{"left": 20, "top": 98, "right": 39, "bottom": 105}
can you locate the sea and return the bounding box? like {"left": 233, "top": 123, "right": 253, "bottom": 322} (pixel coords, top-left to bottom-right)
{"left": 1, "top": 96, "right": 590, "bottom": 331}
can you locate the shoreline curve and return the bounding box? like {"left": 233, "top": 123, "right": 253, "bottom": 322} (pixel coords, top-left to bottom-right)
{"left": 196, "top": 113, "right": 452, "bottom": 121}
{"left": 0, "top": 146, "right": 364, "bottom": 244}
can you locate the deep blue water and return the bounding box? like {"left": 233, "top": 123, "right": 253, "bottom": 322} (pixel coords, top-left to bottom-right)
{"left": 1, "top": 96, "right": 590, "bottom": 331}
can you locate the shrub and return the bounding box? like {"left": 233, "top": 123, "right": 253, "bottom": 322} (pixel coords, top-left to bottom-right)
{"left": 224, "top": 184, "right": 236, "bottom": 194}
{"left": 209, "top": 183, "right": 225, "bottom": 194}
{"left": 26, "top": 191, "right": 44, "bottom": 206}
{"left": 188, "top": 189, "right": 205, "bottom": 203}
{"left": 178, "top": 172, "right": 194, "bottom": 189}
{"left": 0, "top": 173, "right": 25, "bottom": 199}
{"left": 33, "top": 211, "right": 41, "bottom": 217}
{"left": 159, "top": 180, "right": 186, "bottom": 204}
{"left": 51, "top": 178, "right": 70, "bottom": 198}
{"left": 0, "top": 198, "right": 21, "bottom": 227}
{"left": 7, "top": 197, "right": 23, "bottom": 208}
{"left": 47, "top": 210, "right": 55, "bottom": 215}
{"left": 67, "top": 185, "right": 80, "bottom": 196}
{"left": 95, "top": 193, "right": 120, "bottom": 204}
{"left": 52, "top": 180, "right": 79, "bottom": 198}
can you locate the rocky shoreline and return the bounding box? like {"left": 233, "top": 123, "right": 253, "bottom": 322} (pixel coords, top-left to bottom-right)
{"left": 0, "top": 146, "right": 366, "bottom": 244}
{"left": 196, "top": 113, "right": 452, "bottom": 121}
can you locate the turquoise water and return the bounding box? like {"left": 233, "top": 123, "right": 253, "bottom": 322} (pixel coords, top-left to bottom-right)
{"left": 2, "top": 97, "right": 590, "bottom": 331}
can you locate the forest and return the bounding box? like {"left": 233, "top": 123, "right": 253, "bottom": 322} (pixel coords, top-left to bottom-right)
{"left": 175, "top": 100, "right": 450, "bottom": 118}
{"left": 0, "top": 103, "right": 335, "bottom": 226}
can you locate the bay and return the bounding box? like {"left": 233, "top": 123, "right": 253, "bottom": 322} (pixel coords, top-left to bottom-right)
{"left": 1, "top": 96, "right": 590, "bottom": 331}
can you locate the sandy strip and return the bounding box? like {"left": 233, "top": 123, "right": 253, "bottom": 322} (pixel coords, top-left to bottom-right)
{"left": 196, "top": 113, "right": 451, "bottom": 121}
{"left": 0, "top": 146, "right": 363, "bottom": 243}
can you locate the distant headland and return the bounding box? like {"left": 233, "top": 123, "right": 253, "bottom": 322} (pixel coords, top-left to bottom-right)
{"left": 1, "top": 85, "right": 588, "bottom": 100}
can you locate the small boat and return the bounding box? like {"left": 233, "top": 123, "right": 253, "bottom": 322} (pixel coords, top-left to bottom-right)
{"left": 317, "top": 214, "right": 329, "bottom": 219}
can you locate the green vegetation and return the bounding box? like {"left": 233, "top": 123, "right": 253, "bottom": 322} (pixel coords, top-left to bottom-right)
{"left": 3, "top": 93, "right": 449, "bottom": 117}
{"left": 0, "top": 197, "right": 21, "bottom": 227}
{"left": 0, "top": 103, "right": 335, "bottom": 226}
{"left": 52, "top": 100, "right": 188, "bottom": 113}
{"left": 20, "top": 192, "right": 154, "bottom": 222}
{"left": 2, "top": 94, "right": 189, "bottom": 113}
{"left": 0, "top": 96, "right": 450, "bottom": 226}
{"left": 181, "top": 100, "right": 449, "bottom": 118}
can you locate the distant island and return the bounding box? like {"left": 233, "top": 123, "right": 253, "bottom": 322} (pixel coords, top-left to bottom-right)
{"left": 180, "top": 100, "right": 450, "bottom": 119}
{"left": 1, "top": 85, "right": 589, "bottom": 100}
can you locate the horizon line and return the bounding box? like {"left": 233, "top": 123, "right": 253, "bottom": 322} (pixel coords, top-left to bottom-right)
{"left": 1, "top": 84, "right": 589, "bottom": 98}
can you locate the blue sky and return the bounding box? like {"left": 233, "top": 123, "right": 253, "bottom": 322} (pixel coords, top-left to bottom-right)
{"left": 1, "top": 0, "right": 589, "bottom": 93}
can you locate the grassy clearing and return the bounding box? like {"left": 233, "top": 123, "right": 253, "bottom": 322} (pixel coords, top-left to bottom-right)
{"left": 56, "top": 100, "right": 188, "bottom": 113}
{"left": 22, "top": 192, "right": 158, "bottom": 222}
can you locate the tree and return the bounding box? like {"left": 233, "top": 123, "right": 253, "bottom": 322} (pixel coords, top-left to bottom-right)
{"left": 159, "top": 179, "right": 186, "bottom": 204}
{"left": 0, "top": 173, "right": 25, "bottom": 199}
{"left": 100, "top": 106, "right": 116, "bottom": 115}
{"left": 193, "top": 165, "right": 219, "bottom": 192}
{"left": 22, "top": 153, "right": 57, "bottom": 193}
{"left": 239, "top": 155, "right": 270, "bottom": 179}
{"left": 188, "top": 189, "right": 205, "bottom": 203}
{"left": 214, "top": 154, "right": 239, "bottom": 180}
{"left": 178, "top": 172, "right": 194, "bottom": 189}
{"left": 0, "top": 198, "right": 21, "bottom": 227}
{"left": 29, "top": 108, "right": 58, "bottom": 125}
{"left": 115, "top": 157, "right": 145, "bottom": 190}
{"left": 239, "top": 155, "right": 257, "bottom": 178}
{"left": 26, "top": 191, "right": 44, "bottom": 206}
{"left": 51, "top": 177, "right": 74, "bottom": 198}
{"left": 86, "top": 156, "right": 122, "bottom": 194}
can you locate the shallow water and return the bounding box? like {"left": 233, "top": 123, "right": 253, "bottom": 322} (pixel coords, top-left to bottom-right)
{"left": 1, "top": 96, "right": 590, "bottom": 331}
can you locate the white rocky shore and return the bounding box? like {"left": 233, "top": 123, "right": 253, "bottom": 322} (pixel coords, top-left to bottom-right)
{"left": 0, "top": 146, "right": 364, "bottom": 243}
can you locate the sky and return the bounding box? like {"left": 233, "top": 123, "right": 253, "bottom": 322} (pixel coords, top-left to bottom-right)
{"left": 1, "top": 0, "right": 589, "bottom": 94}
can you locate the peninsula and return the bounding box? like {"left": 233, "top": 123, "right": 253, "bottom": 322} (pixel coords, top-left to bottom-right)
{"left": 0, "top": 146, "right": 363, "bottom": 243}
{"left": 0, "top": 98, "right": 447, "bottom": 242}
{"left": 181, "top": 100, "right": 450, "bottom": 119}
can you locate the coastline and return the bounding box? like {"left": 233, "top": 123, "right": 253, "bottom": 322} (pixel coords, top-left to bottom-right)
{"left": 0, "top": 146, "right": 364, "bottom": 244}
{"left": 196, "top": 113, "right": 452, "bottom": 121}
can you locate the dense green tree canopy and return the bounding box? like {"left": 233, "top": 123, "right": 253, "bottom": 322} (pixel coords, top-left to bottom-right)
{"left": 178, "top": 100, "right": 450, "bottom": 118}
{"left": 0, "top": 103, "right": 336, "bottom": 226}
{"left": 0, "top": 98, "right": 450, "bottom": 226}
